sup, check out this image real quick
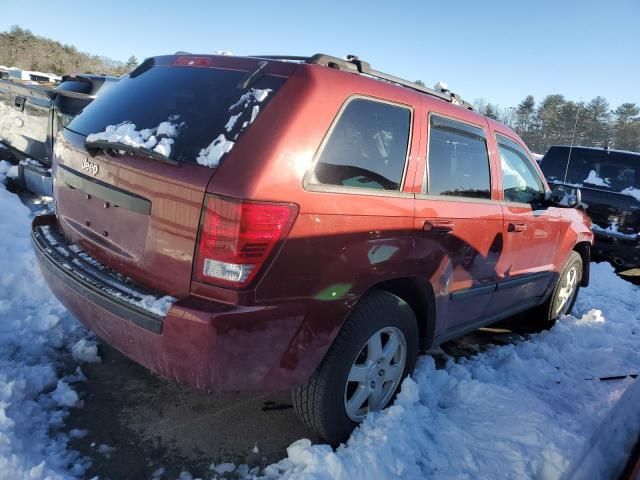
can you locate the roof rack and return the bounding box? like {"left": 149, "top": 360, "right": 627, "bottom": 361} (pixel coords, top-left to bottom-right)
{"left": 247, "top": 53, "right": 474, "bottom": 110}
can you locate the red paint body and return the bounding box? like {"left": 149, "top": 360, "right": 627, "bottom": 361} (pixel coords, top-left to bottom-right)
{"left": 33, "top": 55, "right": 593, "bottom": 391}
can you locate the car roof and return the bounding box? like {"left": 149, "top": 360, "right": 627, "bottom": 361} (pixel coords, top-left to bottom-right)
{"left": 548, "top": 145, "right": 640, "bottom": 157}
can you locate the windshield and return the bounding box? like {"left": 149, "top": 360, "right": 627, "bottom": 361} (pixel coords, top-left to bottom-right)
{"left": 67, "top": 61, "right": 286, "bottom": 165}
{"left": 540, "top": 147, "right": 640, "bottom": 193}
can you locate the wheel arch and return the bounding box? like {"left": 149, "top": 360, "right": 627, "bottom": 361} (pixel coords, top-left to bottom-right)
{"left": 368, "top": 276, "right": 436, "bottom": 350}
{"left": 573, "top": 241, "right": 591, "bottom": 286}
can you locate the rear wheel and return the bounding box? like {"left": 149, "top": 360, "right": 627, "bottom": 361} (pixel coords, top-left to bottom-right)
{"left": 528, "top": 251, "right": 583, "bottom": 328}
{"left": 292, "top": 291, "right": 418, "bottom": 445}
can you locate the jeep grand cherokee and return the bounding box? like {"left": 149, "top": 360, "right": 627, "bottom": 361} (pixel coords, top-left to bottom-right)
{"left": 32, "top": 53, "right": 593, "bottom": 444}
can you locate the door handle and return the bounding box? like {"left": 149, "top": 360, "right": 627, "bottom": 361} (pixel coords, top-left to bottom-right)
{"left": 423, "top": 219, "right": 454, "bottom": 234}
{"left": 508, "top": 222, "right": 527, "bottom": 233}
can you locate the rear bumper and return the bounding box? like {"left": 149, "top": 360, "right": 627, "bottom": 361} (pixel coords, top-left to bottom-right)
{"left": 32, "top": 215, "right": 312, "bottom": 391}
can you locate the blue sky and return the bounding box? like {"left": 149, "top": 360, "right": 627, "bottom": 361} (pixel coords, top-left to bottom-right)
{"left": 1, "top": 0, "right": 638, "bottom": 108}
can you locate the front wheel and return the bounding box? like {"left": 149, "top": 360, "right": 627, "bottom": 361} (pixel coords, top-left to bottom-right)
{"left": 292, "top": 291, "right": 418, "bottom": 445}
{"left": 528, "top": 251, "right": 583, "bottom": 328}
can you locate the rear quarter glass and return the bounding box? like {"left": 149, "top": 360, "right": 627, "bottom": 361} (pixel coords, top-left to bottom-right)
{"left": 66, "top": 58, "right": 287, "bottom": 165}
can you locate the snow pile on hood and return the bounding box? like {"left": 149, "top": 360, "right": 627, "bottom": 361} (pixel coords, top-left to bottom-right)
{"left": 583, "top": 170, "right": 610, "bottom": 187}
{"left": 620, "top": 186, "right": 640, "bottom": 202}
{"left": 266, "top": 262, "right": 640, "bottom": 479}
{"left": 196, "top": 88, "right": 272, "bottom": 168}
{"left": 0, "top": 179, "right": 93, "bottom": 477}
{"left": 86, "top": 116, "right": 183, "bottom": 159}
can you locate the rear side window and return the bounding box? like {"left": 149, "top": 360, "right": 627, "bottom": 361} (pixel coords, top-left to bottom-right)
{"left": 427, "top": 116, "right": 491, "bottom": 199}
{"left": 67, "top": 61, "right": 286, "bottom": 165}
{"left": 497, "top": 135, "right": 545, "bottom": 204}
{"left": 312, "top": 98, "right": 411, "bottom": 191}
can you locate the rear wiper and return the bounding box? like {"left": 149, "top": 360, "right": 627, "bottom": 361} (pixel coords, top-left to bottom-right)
{"left": 85, "top": 139, "right": 179, "bottom": 166}
{"left": 236, "top": 60, "right": 268, "bottom": 89}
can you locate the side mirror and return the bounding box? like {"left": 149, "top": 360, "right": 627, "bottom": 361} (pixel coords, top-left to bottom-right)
{"left": 547, "top": 183, "right": 582, "bottom": 208}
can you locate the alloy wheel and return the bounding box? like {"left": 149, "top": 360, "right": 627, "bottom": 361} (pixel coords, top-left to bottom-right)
{"left": 556, "top": 265, "right": 578, "bottom": 316}
{"left": 343, "top": 326, "right": 407, "bottom": 422}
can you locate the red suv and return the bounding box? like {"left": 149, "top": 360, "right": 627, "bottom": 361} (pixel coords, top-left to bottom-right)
{"left": 32, "top": 53, "right": 594, "bottom": 444}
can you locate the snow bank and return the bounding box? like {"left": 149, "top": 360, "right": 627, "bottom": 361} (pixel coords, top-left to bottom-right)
{"left": 0, "top": 160, "right": 17, "bottom": 183}
{"left": 71, "top": 339, "right": 101, "bottom": 364}
{"left": 0, "top": 178, "right": 92, "bottom": 477}
{"left": 267, "top": 262, "right": 640, "bottom": 479}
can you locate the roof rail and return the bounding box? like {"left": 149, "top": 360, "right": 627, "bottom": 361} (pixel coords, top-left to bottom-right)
{"left": 247, "top": 53, "right": 474, "bottom": 110}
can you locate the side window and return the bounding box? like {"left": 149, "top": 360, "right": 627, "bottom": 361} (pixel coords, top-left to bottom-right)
{"left": 427, "top": 116, "right": 491, "bottom": 199}
{"left": 497, "top": 135, "right": 545, "bottom": 204}
{"left": 312, "top": 98, "right": 411, "bottom": 191}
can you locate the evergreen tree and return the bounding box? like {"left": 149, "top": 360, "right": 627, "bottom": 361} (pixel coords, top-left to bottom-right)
{"left": 515, "top": 95, "right": 535, "bottom": 134}
{"left": 536, "top": 94, "right": 566, "bottom": 152}
{"left": 126, "top": 55, "right": 138, "bottom": 70}
{"left": 557, "top": 101, "right": 586, "bottom": 146}
{"left": 612, "top": 103, "right": 640, "bottom": 150}
{"left": 484, "top": 103, "right": 499, "bottom": 120}
{"left": 583, "top": 96, "right": 611, "bottom": 147}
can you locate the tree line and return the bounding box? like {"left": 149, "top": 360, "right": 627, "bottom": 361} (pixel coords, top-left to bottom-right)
{"left": 475, "top": 95, "right": 640, "bottom": 154}
{"left": 0, "top": 26, "right": 134, "bottom": 77}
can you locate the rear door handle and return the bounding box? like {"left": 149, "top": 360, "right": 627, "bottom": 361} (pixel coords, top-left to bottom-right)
{"left": 508, "top": 222, "right": 527, "bottom": 233}
{"left": 423, "top": 219, "right": 454, "bottom": 234}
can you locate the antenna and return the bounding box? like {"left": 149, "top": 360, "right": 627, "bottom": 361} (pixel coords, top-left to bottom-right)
{"left": 563, "top": 103, "right": 581, "bottom": 184}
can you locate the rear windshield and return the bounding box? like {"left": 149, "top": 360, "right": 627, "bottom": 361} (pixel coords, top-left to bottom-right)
{"left": 67, "top": 61, "right": 286, "bottom": 165}
{"left": 540, "top": 147, "right": 640, "bottom": 192}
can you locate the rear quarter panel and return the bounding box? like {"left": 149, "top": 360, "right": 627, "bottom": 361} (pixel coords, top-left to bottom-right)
{"left": 206, "top": 65, "right": 425, "bottom": 377}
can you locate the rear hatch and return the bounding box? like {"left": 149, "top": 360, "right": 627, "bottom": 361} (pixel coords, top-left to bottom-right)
{"left": 54, "top": 55, "right": 293, "bottom": 297}
{"left": 540, "top": 146, "right": 640, "bottom": 240}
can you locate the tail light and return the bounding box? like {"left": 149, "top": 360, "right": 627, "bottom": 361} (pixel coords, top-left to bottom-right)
{"left": 193, "top": 195, "right": 298, "bottom": 288}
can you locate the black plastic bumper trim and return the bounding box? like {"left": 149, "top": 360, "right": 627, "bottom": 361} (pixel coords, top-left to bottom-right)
{"left": 449, "top": 282, "right": 496, "bottom": 301}
{"left": 496, "top": 271, "right": 551, "bottom": 290}
{"left": 32, "top": 223, "right": 164, "bottom": 333}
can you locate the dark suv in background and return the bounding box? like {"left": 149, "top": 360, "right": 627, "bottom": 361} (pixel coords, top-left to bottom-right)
{"left": 32, "top": 53, "right": 593, "bottom": 444}
{"left": 540, "top": 146, "right": 640, "bottom": 270}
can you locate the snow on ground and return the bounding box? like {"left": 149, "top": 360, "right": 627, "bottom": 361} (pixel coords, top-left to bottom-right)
{"left": 265, "top": 262, "right": 640, "bottom": 480}
{"left": 0, "top": 153, "right": 93, "bottom": 478}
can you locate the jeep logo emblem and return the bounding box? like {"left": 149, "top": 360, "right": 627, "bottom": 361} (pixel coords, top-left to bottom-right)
{"left": 81, "top": 158, "right": 99, "bottom": 176}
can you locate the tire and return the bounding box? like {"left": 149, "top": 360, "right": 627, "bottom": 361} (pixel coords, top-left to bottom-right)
{"left": 528, "top": 251, "right": 583, "bottom": 329}
{"left": 292, "top": 291, "right": 419, "bottom": 445}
